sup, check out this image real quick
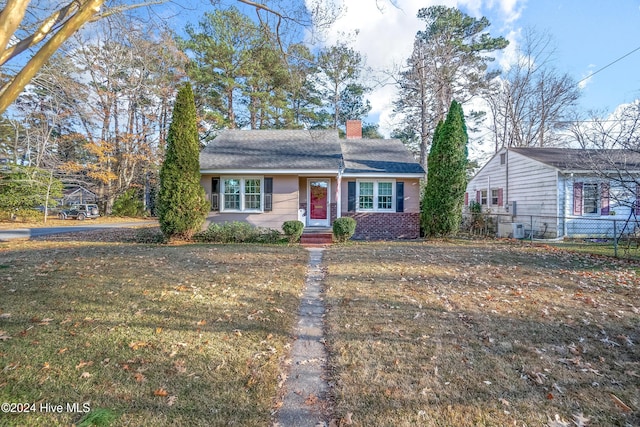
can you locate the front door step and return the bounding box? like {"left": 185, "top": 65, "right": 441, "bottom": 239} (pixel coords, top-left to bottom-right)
{"left": 300, "top": 232, "right": 333, "bottom": 245}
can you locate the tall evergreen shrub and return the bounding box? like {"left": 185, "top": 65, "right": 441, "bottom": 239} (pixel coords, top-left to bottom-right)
{"left": 421, "top": 100, "right": 469, "bottom": 236}
{"left": 157, "top": 82, "right": 208, "bottom": 239}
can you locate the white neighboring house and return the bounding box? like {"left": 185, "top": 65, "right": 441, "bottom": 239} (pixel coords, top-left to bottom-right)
{"left": 465, "top": 147, "right": 640, "bottom": 238}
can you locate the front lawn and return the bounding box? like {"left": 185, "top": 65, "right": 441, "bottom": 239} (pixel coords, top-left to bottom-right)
{"left": 323, "top": 240, "right": 639, "bottom": 427}
{"left": 0, "top": 239, "right": 307, "bottom": 426}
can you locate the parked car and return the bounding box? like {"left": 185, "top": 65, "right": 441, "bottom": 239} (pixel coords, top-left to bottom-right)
{"left": 58, "top": 204, "right": 100, "bottom": 220}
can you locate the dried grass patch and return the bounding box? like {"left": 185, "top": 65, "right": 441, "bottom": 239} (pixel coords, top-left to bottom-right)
{"left": 323, "top": 240, "right": 639, "bottom": 427}
{"left": 0, "top": 240, "right": 307, "bottom": 426}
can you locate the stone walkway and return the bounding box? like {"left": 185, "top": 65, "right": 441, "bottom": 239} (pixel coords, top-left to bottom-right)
{"left": 275, "top": 247, "right": 330, "bottom": 427}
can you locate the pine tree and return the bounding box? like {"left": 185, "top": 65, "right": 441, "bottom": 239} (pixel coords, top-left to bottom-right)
{"left": 421, "top": 100, "right": 468, "bottom": 236}
{"left": 158, "top": 82, "right": 208, "bottom": 239}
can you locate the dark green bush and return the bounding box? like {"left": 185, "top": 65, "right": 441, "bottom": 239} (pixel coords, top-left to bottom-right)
{"left": 332, "top": 217, "right": 357, "bottom": 242}
{"left": 282, "top": 220, "right": 304, "bottom": 243}
{"left": 193, "top": 221, "right": 283, "bottom": 244}
{"left": 112, "top": 188, "right": 145, "bottom": 217}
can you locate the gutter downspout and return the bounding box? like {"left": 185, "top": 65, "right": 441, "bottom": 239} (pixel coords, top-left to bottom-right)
{"left": 336, "top": 159, "right": 343, "bottom": 219}
{"left": 505, "top": 149, "right": 509, "bottom": 217}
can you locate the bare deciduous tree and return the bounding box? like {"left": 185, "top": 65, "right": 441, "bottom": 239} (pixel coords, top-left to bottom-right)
{"left": 485, "top": 28, "right": 580, "bottom": 151}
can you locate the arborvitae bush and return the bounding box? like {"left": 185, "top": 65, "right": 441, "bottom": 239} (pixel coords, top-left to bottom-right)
{"left": 157, "top": 82, "right": 208, "bottom": 239}
{"left": 332, "top": 217, "right": 357, "bottom": 242}
{"left": 421, "top": 100, "right": 469, "bottom": 237}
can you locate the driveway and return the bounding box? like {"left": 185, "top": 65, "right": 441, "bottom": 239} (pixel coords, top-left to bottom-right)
{"left": 0, "top": 220, "right": 158, "bottom": 241}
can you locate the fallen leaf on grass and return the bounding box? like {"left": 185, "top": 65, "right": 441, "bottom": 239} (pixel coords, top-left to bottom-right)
{"left": 80, "top": 372, "right": 92, "bottom": 379}
{"left": 154, "top": 388, "right": 169, "bottom": 397}
{"left": 133, "top": 373, "right": 145, "bottom": 382}
{"left": 129, "top": 341, "right": 149, "bottom": 350}
{"left": 196, "top": 319, "right": 207, "bottom": 326}
{"left": 167, "top": 395, "right": 177, "bottom": 406}
{"left": 0, "top": 331, "right": 11, "bottom": 341}
{"left": 610, "top": 393, "right": 632, "bottom": 412}
{"left": 0, "top": 313, "right": 11, "bottom": 319}
{"left": 76, "top": 361, "right": 94, "bottom": 370}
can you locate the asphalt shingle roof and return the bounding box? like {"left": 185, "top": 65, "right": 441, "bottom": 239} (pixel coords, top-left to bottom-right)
{"left": 341, "top": 138, "right": 425, "bottom": 174}
{"left": 200, "top": 129, "right": 342, "bottom": 170}
{"left": 200, "top": 129, "right": 424, "bottom": 175}
{"left": 509, "top": 147, "right": 640, "bottom": 171}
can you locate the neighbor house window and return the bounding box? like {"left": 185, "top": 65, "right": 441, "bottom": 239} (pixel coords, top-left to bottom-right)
{"left": 573, "top": 181, "right": 610, "bottom": 216}
{"left": 479, "top": 190, "right": 488, "bottom": 206}
{"left": 583, "top": 183, "right": 599, "bottom": 214}
{"left": 222, "top": 177, "right": 262, "bottom": 211}
{"left": 357, "top": 180, "right": 395, "bottom": 211}
{"left": 490, "top": 188, "right": 503, "bottom": 206}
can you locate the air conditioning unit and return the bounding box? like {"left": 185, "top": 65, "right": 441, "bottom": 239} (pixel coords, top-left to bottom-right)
{"left": 512, "top": 223, "right": 525, "bottom": 239}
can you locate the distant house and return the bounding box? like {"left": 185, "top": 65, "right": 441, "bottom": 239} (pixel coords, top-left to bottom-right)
{"left": 465, "top": 147, "right": 640, "bottom": 238}
{"left": 199, "top": 121, "right": 425, "bottom": 239}
{"left": 62, "top": 186, "right": 97, "bottom": 206}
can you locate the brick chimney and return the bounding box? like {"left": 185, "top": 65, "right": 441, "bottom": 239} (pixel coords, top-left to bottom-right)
{"left": 346, "top": 120, "right": 362, "bottom": 139}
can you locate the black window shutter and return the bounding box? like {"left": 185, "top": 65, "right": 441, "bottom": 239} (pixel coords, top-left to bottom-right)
{"left": 396, "top": 182, "right": 404, "bottom": 212}
{"left": 347, "top": 181, "right": 356, "bottom": 212}
{"left": 264, "top": 177, "right": 273, "bottom": 211}
{"left": 211, "top": 177, "right": 220, "bottom": 211}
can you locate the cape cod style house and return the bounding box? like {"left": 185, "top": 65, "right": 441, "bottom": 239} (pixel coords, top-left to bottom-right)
{"left": 465, "top": 147, "right": 640, "bottom": 238}
{"left": 199, "top": 121, "right": 425, "bottom": 240}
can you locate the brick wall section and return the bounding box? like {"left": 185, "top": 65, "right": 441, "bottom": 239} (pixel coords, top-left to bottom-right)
{"left": 341, "top": 212, "right": 420, "bottom": 239}
{"left": 330, "top": 203, "right": 337, "bottom": 223}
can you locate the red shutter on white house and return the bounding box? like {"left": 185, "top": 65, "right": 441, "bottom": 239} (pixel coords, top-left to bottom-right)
{"left": 573, "top": 182, "right": 583, "bottom": 216}
{"left": 464, "top": 192, "right": 469, "bottom": 206}
{"left": 497, "top": 188, "right": 503, "bottom": 207}
{"left": 600, "top": 182, "right": 610, "bottom": 215}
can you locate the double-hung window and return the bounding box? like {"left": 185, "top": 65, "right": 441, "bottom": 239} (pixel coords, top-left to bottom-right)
{"left": 222, "top": 177, "right": 262, "bottom": 211}
{"left": 479, "top": 190, "right": 488, "bottom": 206}
{"left": 573, "top": 181, "right": 610, "bottom": 216}
{"left": 582, "top": 183, "right": 599, "bottom": 215}
{"left": 357, "top": 180, "right": 395, "bottom": 211}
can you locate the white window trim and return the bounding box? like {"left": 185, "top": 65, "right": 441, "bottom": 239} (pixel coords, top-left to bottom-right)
{"left": 582, "top": 182, "right": 600, "bottom": 216}
{"left": 480, "top": 189, "right": 488, "bottom": 206}
{"left": 356, "top": 179, "right": 395, "bottom": 212}
{"left": 221, "top": 176, "right": 264, "bottom": 212}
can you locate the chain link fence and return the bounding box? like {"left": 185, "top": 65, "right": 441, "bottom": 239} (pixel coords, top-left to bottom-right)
{"left": 461, "top": 212, "right": 640, "bottom": 259}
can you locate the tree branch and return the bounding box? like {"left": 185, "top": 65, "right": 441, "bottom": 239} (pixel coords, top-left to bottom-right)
{"left": 0, "top": 0, "right": 28, "bottom": 54}
{"left": 0, "top": 1, "right": 80, "bottom": 66}
{"left": 0, "top": 0, "right": 105, "bottom": 115}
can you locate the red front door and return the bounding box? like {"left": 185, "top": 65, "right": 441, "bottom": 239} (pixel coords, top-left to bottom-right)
{"left": 309, "top": 180, "right": 329, "bottom": 226}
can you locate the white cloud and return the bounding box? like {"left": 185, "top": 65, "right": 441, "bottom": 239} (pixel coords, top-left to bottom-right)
{"left": 578, "top": 64, "right": 596, "bottom": 90}
{"left": 311, "top": 0, "right": 527, "bottom": 139}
